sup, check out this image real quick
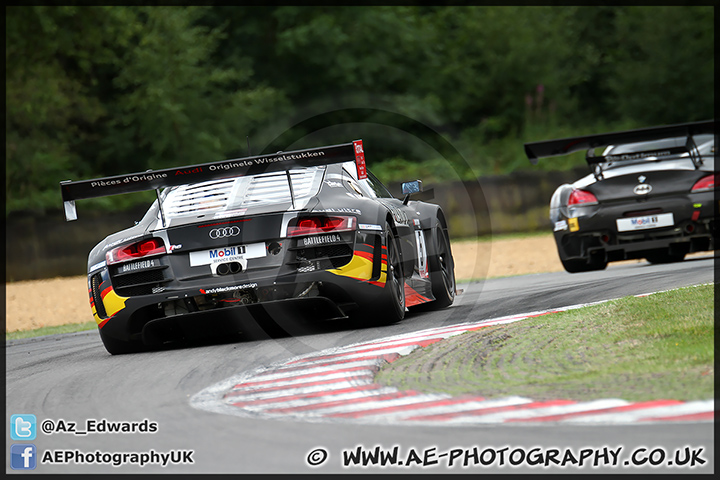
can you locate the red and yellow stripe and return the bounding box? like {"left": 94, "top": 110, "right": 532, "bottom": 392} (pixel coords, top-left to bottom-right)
{"left": 329, "top": 244, "right": 387, "bottom": 287}
{"left": 89, "top": 283, "right": 129, "bottom": 328}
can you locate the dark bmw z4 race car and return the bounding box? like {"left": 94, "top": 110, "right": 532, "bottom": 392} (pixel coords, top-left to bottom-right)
{"left": 524, "top": 120, "right": 716, "bottom": 273}
{"left": 60, "top": 141, "right": 456, "bottom": 354}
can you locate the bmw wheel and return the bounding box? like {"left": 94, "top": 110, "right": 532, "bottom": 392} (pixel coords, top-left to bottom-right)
{"left": 645, "top": 249, "right": 686, "bottom": 264}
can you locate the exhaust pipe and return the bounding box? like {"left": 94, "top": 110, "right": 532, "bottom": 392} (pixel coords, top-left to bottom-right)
{"left": 216, "top": 262, "right": 243, "bottom": 276}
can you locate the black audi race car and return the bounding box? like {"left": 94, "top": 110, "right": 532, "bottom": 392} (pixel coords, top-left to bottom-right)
{"left": 524, "top": 120, "right": 716, "bottom": 273}
{"left": 60, "top": 141, "right": 456, "bottom": 354}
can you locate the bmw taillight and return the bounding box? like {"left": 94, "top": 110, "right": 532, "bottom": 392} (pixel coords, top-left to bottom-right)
{"left": 568, "top": 189, "right": 599, "bottom": 206}
{"left": 106, "top": 238, "right": 166, "bottom": 265}
{"left": 287, "top": 216, "right": 357, "bottom": 237}
{"left": 691, "top": 173, "right": 718, "bottom": 192}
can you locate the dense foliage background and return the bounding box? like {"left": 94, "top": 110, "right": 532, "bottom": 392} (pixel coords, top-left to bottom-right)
{"left": 5, "top": 5, "right": 714, "bottom": 214}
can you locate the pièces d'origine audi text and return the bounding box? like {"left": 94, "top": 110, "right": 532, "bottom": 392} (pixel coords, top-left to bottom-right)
{"left": 524, "top": 120, "right": 716, "bottom": 273}
{"left": 60, "top": 141, "right": 457, "bottom": 354}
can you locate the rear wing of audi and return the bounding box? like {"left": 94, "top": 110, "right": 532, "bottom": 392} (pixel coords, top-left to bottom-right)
{"left": 60, "top": 140, "right": 368, "bottom": 221}
{"left": 524, "top": 120, "right": 715, "bottom": 167}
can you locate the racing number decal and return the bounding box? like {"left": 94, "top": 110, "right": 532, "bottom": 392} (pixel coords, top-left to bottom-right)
{"left": 415, "top": 230, "right": 429, "bottom": 279}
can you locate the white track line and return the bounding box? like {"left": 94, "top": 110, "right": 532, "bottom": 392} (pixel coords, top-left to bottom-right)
{"left": 565, "top": 400, "right": 716, "bottom": 424}
{"left": 191, "top": 287, "right": 715, "bottom": 425}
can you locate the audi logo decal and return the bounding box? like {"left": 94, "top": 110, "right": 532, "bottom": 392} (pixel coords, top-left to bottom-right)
{"left": 633, "top": 184, "right": 652, "bottom": 195}
{"left": 209, "top": 226, "right": 241, "bottom": 239}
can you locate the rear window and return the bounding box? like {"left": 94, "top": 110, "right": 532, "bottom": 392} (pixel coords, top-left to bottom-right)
{"left": 604, "top": 134, "right": 713, "bottom": 156}
{"left": 161, "top": 166, "right": 326, "bottom": 218}
{"left": 601, "top": 134, "right": 714, "bottom": 170}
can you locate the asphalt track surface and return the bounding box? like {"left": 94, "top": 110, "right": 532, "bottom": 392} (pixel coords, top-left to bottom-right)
{"left": 5, "top": 254, "right": 715, "bottom": 474}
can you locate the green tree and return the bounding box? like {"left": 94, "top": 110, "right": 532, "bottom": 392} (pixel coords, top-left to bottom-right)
{"left": 6, "top": 6, "right": 113, "bottom": 212}
{"left": 96, "top": 6, "right": 286, "bottom": 174}
{"left": 6, "top": 6, "right": 286, "bottom": 214}
{"left": 610, "top": 6, "right": 714, "bottom": 125}
{"left": 5, "top": 6, "right": 714, "bottom": 213}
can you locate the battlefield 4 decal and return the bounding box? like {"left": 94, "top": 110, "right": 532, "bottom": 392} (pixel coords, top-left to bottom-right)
{"left": 299, "top": 234, "right": 343, "bottom": 247}
{"left": 117, "top": 259, "right": 158, "bottom": 273}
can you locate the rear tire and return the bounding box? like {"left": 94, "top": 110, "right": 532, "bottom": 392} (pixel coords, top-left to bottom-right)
{"left": 360, "top": 223, "right": 405, "bottom": 326}
{"left": 561, "top": 257, "right": 607, "bottom": 273}
{"left": 99, "top": 328, "right": 145, "bottom": 355}
{"left": 645, "top": 250, "right": 686, "bottom": 264}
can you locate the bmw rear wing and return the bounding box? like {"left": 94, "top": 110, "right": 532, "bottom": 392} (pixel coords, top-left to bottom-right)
{"left": 524, "top": 120, "right": 715, "bottom": 168}
{"left": 60, "top": 140, "right": 368, "bottom": 221}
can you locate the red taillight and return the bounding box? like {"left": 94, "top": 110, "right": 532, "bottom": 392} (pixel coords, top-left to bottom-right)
{"left": 287, "top": 216, "right": 357, "bottom": 237}
{"left": 568, "top": 189, "right": 598, "bottom": 206}
{"left": 297, "top": 218, "right": 321, "bottom": 230}
{"left": 106, "top": 238, "right": 166, "bottom": 265}
{"left": 691, "top": 173, "right": 718, "bottom": 192}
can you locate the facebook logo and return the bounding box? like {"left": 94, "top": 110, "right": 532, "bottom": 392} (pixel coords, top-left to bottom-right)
{"left": 11, "top": 444, "right": 37, "bottom": 470}
{"left": 10, "top": 414, "right": 36, "bottom": 440}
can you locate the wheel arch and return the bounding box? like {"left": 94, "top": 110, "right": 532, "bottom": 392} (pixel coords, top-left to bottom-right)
{"left": 383, "top": 212, "right": 412, "bottom": 278}
{"left": 550, "top": 184, "right": 574, "bottom": 222}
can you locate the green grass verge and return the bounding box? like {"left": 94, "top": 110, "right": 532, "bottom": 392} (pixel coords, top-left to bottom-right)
{"left": 376, "top": 284, "right": 715, "bottom": 402}
{"left": 6, "top": 321, "right": 97, "bottom": 341}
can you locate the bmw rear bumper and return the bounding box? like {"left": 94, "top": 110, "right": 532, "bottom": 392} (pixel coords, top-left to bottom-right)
{"left": 552, "top": 192, "right": 716, "bottom": 262}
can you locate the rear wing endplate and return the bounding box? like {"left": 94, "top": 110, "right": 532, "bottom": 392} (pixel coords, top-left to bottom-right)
{"left": 60, "top": 140, "right": 368, "bottom": 221}
{"left": 524, "top": 120, "right": 715, "bottom": 165}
